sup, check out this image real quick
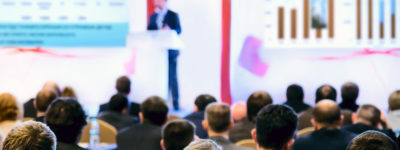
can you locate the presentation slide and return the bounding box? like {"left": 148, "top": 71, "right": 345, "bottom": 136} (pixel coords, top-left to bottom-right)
{"left": 0, "top": 0, "right": 129, "bottom": 47}
{"left": 263, "top": 0, "right": 399, "bottom": 48}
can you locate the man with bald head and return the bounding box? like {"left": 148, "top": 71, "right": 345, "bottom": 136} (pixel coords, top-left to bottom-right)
{"left": 293, "top": 100, "right": 356, "bottom": 150}
{"left": 339, "top": 82, "right": 360, "bottom": 112}
{"left": 24, "top": 81, "right": 61, "bottom": 118}
{"left": 34, "top": 89, "right": 58, "bottom": 122}
{"left": 231, "top": 102, "right": 246, "bottom": 123}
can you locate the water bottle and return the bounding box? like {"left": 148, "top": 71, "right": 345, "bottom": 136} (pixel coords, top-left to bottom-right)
{"left": 89, "top": 117, "right": 100, "bottom": 148}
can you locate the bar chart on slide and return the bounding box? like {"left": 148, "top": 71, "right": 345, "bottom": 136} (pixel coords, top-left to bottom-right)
{"left": 263, "top": 0, "right": 400, "bottom": 48}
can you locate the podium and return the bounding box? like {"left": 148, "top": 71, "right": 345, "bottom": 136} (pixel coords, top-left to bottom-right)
{"left": 126, "top": 31, "right": 184, "bottom": 103}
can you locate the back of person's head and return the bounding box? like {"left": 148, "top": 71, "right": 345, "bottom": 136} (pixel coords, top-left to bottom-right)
{"left": 61, "top": 86, "right": 77, "bottom": 99}
{"left": 247, "top": 91, "right": 273, "bottom": 122}
{"left": 2, "top": 121, "right": 56, "bottom": 150}
{"left": 286, "top": 84, "right": 304, "bottom": 102}
{"left": 347, "top": 130, "right": 398, "bottom": 150}
{"left": 204, "top": 103, "right": 231, "bottom": 133}
{"left": 231, "top": 102, "right": 247, "bottom": 122}
{"left": 43, "top": 81, "right": 61, "bottom": 96}
{"left": 0, "top": 93, "right": 21, "bottom": 122}
{"left": 184, "top": 139, "right": 222, "bottom": 150}
{"left": 316, "top": 84, "right": 337, "bottom": 103}
{"left": 141, "top": 96, "right": 169, "bottom": 126}
{"left": 116, "top": 76, "right": 131, "bottom": 94}
{"left": 356, "top": 104, "right": 381, "bottom": 127}
{"left": 46, "top": 98, "right": 87, "bottom": 144}
{"left": 108, "top": 94, "right": 129, "bottom": 113}
{"left": 312, "top": 100, "right": 341, "bottom": 128}
{"left": 194, "top": 94, "right": 217, "bottom": 111}
{"left": 35, "top": 89, "right": 57, "bottom": 112}
{"left": 389, "top": 90, "right": 400, "bottom": 111}
{"left": 162, "top": 120, "right": 195, "bottom": 150}
{"left": 341, "top": 82, "right": 359, "bottom": 102}
{"left": 253, "top": 104, "right": 298, "bottom": 150}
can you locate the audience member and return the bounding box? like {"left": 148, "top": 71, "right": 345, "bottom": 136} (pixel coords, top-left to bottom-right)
{"left": 0, "top": 93, "right": 22, "bottom": 137}
{"left": 339, "top": 82, "right": 360, "bottom": 112}
{"left": 99, "top": 76, "right": 141, "bottom": 118}
{"left": 231, "top": 102, "right": 247, "bottom": 123}
{"left": 284, "top": 84, "right": 310, "bottom": 113}
{"left": 46, "top": 98, "right": 87, "bottom": 150}
{"left": 97, "top": 93, "right": 138, "bottom": 131}
{"left": 203, "top": 103, "right": 251, "bottom": 150}
{"left": 229, "top": 91, "right": 272, "bottom": 143}
{"left": 117, "top": 96, "right": 169, "bottom": 150}
{"left": 161, "top": 120, "right": 195, "bottom": 150}
{"left": 293, "top": 100, "right": 356, "bottom": 150}
{"left": 251, "top": 104, "right": 298, "bottom": 150}
{"left": 34, "top": 89, "right": 57, "bottom": 123}
{"left": 184, "top": 139, "right": 222, "bottom": 150}
{"left": 24, "top": 81, "right": 61, "bottom": 118}
{"left": 2, "top": 121, "right": 56, "bottom": 150}
{"left": 388, "top": 90, "right": 400, "bottom": 132}
{"left": 347, "top": 130, "right": 399, "bottom": 150}
{"left": 61, "top": 86, "right": 78, "bottom": 99}
{"left": 184, "top": 94, "right": 217, "bottom": 139}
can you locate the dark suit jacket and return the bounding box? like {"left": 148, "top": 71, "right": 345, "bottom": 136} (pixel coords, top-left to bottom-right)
{"left": 210, "top": 136, "right": 252, "bottom": 150}
{"left": 57, "top": 142, "right": 86, "bottom": 150}
{"left": 184, "top": 111, "right": 208, "bottom": 138}
{"left": 117, "top": 123, "right": 162, "bottom": 150}
{"left": 97, "top": 111, "right": 138, "bottom": 131}
{"left": 342, "top": 123, "right": 397, "bottom": 142}
{"left": 229, "top": 119, "right": 255, "bottom": 143}
{"left": 23, "top": 98, "right": 37, "bottom": 118}
{"left": 148, "top": 10, "right": 181, "bottom": 35}
{"left": 35, "top": 116, "right": 45, "bottom": 123}
{"left": 339, "top": 102, "right": 359, "bottom": 112}
{"left": 293, "top": 128, "right": 356, "bottom": 150}
{"left": 99, "top": 102, "right": 140, "bottom": 118}
{"left": 284, "top": 101, "right": 310, "bottom": 114}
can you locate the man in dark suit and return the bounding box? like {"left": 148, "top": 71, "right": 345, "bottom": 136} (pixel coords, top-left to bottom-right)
{"left": 97, "top": 94, "right": 138, "bottom": 131}
{"left": 339, "top": 82, "right": 360, "bottom": 112}
{"left": 203, "top": 103, "right": 251, "bottom": 150}
{"left": 99, "top": 76, "right": 140, "bottom": 118}
{"left": 284, "top": 84, "right": 310, "bottom": 113}
{"left": 184, "top": 94, "right": 216, "bottom": 139}
{"left": 229, "top": 91, "right": 273, "bottom": 143}
{"left": 293, "top": 100, "right": 356, "bottom": 150}
{"left": 161, "top": 120, "right": 195, "bottom": 150}
{"left": 24, "top": 81, "right": 61, "bottom": 118}
{"left": 117, "top": 96, "right": 169, "bottom": 150}
{"left": 147, "top": 0, "right": 182, "bottom": 110}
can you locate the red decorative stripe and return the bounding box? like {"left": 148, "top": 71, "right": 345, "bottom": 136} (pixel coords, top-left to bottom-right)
{"left": 1, "top": 47, "right": 81, "bottom": 58}
{"left": 221, "top": 0, "right": 232, "bottom": 105}
{"left": 147, "top": 0, "right": 155, "bottom": 23}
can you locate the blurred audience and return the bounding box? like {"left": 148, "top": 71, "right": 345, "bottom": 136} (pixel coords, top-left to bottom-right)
{"left": 0, "top": 93, "right": 22, "bottom": 137}
{"left": 184, "top": 94, "right": 217, "bottom": 139}
{"left": 293, "top": 100, "right": 356, "bottom": 150}
{"left": 117, "top": 96, "right": 169, "bottom": 150}
{"left": 184, "top": 139, "right": 222, "bottom": 150}
{"left": 388, "top": 90, "right": 400, "bottom": 133}
{"left": 24, "top": 81, "right": 61, "bottom": 118}
{"left": 339, "top": 82, "right": 360, "bottom": 112}
{"left": 46, "top": 98, "right": 87, "bottom": 150}
{"left": 2, "top": 121, "right": 56, "bottom": 150}
{"left": 34, "top": 89, "right": 57, "bottom": 123}
{"left": 61, "top": 86, "right": 78, "bottom": 99}
{"left": 99, "top": 76, "right": 140, "bottom": 118}
{"left": 161, "top": 120, "right": 195, "bottom": 150}
{"left": 284, "top": 84, "right": 310, "bottom": 113}
{"left": 231, "top": 102, "right": 247, "bottom": 123}
{"left": 203, "top": 103, "right": 251, "bottom": 150}
{"left": 252, "top": 104, "right": 298, "bottom": 150}
{"left": 97, "top": 93, "right": 138, "bottom": 131}
{"left": 229, "top": 91, "right": 272, "bottom": 143}
{"left": 347, "top": 130, "right": 399, "bottom": 150}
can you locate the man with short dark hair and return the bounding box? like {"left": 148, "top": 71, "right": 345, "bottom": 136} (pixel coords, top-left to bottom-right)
{"left": 293, "top": 100, "right": 356, "bottom": 150}
{"left": 347, "top": 131, "right": 399, "bottom": 150}
{"left": 46, "top": 98, "right": 87, "bottom": 150}
{"left": 97, "top": 94, "right": 138, "bottom": 130}
{"left": 339, "top": 82, "right": 360, "bottom": 112}
{"left": 117, "top": 96, "right": 169, "bottom": 150}
{"left": 388, "top": 90, "right": 400, "bottom": 133}
{"left": 184, "top": 94, "right": 217, "bottom": 139}
{"left": 229, "top": 91, "right": 273, "bottom": 143}
{"left": 34, "top": 89, "right": 57, "bottom": 123}
{"left": 251, "top": 104, "right": 298, "bottom": 150}
{"left": 284, "top": 84, "right": 310, "bottom": 113}
{"left": 203, "top": 103, "right": 251, "bottom": 150}
{"left": 99, "top": 76, "right": 141, "bottom": 118}
{"left": 24, "top": 81, "right": 61, "bottom": 118}
{"left": 161, "top": 120, "right": 195, "bottom": 150}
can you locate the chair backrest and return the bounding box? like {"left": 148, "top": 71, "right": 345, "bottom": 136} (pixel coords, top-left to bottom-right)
{"left": 79, "top": 119, "right": 117, "bottom": 144}
{"left": 297, "top": 127, "right": 314, "bottom": 137}
{"left": 236, "top": 139, "right": 257, "bottom": 149}
{"left": 23, "top": 117, "right": 35, "bottom": 122}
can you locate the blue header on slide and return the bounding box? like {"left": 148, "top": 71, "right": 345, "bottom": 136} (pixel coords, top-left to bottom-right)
{"left": 392, "top": 0, "right": 396, "bottom": 14}
{"left": 0, "top": 23, "right": 129, "bottom": 47}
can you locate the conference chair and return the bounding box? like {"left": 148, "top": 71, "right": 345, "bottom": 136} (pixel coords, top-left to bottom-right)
{"left": 236, "top": 139, "right": 257, "bottom": 149}
{"left": 80, "top": 119, "right": 117, "bottom": 144}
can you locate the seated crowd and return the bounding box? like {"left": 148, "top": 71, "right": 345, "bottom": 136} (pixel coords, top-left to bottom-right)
{"left": 0, "top": 77, "right": 400, "bottom": 150}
